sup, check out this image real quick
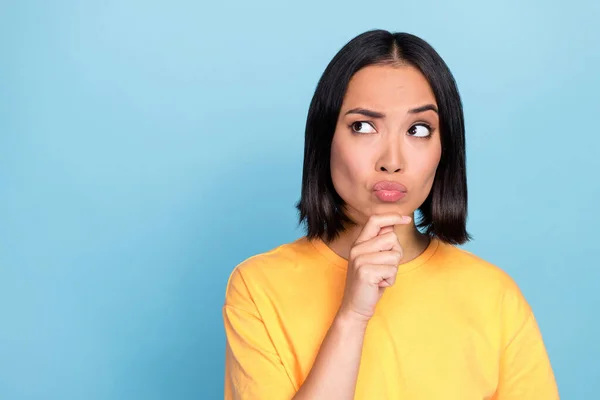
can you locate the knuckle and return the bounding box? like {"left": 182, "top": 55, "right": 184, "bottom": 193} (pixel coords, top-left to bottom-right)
{"left": 353, "top": 254, "right": 365, "bottom": 267}
{"left": 384, "top": 232, "right": 398, "bottom": 246}
{"left": 357, "top": 266, "right": 371, "bottom": 280}
{"left": 365, "top": 215, "right": 377, "bottom": 226}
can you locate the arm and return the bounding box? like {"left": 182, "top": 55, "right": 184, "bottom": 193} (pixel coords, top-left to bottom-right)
{"left": 295, "top": 217, "right": 409, "bottom": 399}
{"left": 292, "top": 311, "right": 368, "bottom": 400}
{"left": 223, "top": 269, "right": 296, "bottom": 400}
{"left": 224, "top": 270, "right": 368, "bottom": 400}
{"left": 224, "top": 213, "right": 408, "bottom": 399}
{"left": 493, "top": 287, "right": 560, "bottom": 399}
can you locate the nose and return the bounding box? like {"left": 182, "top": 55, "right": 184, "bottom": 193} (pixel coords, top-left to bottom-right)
{"left": 376, "top": 135, "right": 404, "bottom": 173}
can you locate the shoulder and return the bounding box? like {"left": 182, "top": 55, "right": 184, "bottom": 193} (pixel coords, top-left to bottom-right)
{"left": 224, "top": 236, "right": 316, "bottom": 308}
{"left": 436, "top": 241, "right": 523, "bottom": 292}
{"left": 434, "top": 241, "right": 534, "bottom": 338}
{"left": 434, "top": 241, "right": 531, "bottom": 314}
{"left": 232, "top": 236, "right": 316, "bottom": 278}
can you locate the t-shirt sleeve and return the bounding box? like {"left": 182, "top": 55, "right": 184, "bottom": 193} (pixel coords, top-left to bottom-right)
{"left": 223, "top": 267, "right": 297, "bottom": 400}
{"left": 493, "top": 283, "right": 560, "bottom": 399}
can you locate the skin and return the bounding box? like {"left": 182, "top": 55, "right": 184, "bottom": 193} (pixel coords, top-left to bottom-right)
{"left": 294, "top": 64, "right": 443, "bottom": 399}
{"left": 328, "top": 63, "right": 442, "bottom": 262}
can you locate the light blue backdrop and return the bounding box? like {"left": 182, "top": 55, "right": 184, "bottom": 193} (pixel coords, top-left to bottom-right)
{"left": 1, "top": 0, "right": 598, "bottom": 399}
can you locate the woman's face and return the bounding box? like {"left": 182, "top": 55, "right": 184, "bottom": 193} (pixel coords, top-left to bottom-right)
{"left": 330, "top": 64, "right": 442, "bottom": 224}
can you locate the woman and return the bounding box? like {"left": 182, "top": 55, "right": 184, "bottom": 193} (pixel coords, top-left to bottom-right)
{"left": 222, "top": 29, "right": 559, "bottom": 399}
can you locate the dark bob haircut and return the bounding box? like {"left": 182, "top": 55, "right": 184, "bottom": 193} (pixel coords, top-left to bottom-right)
{"left": 296, "top": 29, "right": 471, "bottom": 245}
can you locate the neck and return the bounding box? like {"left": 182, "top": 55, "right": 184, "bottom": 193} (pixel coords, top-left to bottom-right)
{"left": 324, "top": 219, "right": 430, "bottom": 264}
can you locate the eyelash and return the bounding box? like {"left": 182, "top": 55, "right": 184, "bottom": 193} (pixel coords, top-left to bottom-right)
{"left": 348, "top": 121, "right": 435, "bottom": 138}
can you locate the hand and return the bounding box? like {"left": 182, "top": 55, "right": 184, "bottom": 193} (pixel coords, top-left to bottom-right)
{"left": 337, "top": 213, "right": 411, "bottom": 324}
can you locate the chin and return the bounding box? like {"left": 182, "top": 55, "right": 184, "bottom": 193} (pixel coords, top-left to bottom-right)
{"left": 354, "top": 203, "right": 413, "bottom": 219}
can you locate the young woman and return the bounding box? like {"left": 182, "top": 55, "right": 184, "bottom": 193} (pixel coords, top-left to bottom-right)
{"left": 223, "top": 29, "right": 559, "bottom": 399}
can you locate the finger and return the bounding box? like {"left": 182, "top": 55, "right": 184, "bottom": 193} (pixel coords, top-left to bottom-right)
{"left": 379, "top": 274, "right": 397, "bottom": 287}
{"left": 356, "top": 213, "right": 412, "bottom": 244}
{"left": 357, "top": 264, "right": 398, "bottom": 286}
{"left": 353, "top": 231, "right": 403, "bottom": 255}
{"left": 380, "top": 268, "right": 398, "bottom": 287}
{"left": 379, "top": 280, "right": 391, "bottom": 287}
{"left": 378, "top": 226, "right": 395, "bottom": 235}
{"left": 353, "top": 250, "right": 402, "bottom": 269}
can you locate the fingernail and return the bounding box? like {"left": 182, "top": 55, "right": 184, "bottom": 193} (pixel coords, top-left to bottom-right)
{"left": 403, "top": 216, "right": 412, "bottom": 222}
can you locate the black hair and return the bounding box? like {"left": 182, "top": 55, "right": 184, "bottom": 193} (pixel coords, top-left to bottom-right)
{"left": 295, "top": 29, "right": 471, "bottom": 245}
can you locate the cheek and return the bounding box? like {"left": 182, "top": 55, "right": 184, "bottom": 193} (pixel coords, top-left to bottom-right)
{"left": 330, "top": 135, "right": 370, "bottom": 196}
{"left": 411, "top": 144, "right": 441, "bottom": 190}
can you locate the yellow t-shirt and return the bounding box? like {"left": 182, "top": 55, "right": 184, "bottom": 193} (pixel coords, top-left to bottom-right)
{"left": 223, "top": 236, "right": 559, "bottom": 399}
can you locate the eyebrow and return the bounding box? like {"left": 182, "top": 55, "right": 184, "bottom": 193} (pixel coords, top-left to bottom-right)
{"left": 344, "top": 104, "right": 438, "bottom": 118}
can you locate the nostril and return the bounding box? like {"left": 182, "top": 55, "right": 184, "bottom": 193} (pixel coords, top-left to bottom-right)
{"left": 380, "top": 166, "right": 401, "bottom": 172}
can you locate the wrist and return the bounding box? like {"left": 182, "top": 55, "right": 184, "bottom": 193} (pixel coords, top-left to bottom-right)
{"left": 334, "top": 309, "right": 370, "bottom": 331}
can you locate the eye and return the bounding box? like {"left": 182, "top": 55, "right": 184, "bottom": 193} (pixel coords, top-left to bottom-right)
{"left": 350, "top": 121, "right": 376, "bottom": 134}
{"left": 408, "top": 123, "right": 432, "bottom": 138}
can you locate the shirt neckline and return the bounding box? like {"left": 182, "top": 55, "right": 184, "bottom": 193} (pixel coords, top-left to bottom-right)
{"left": 309, "top": 235, "right": 441, "bottom": 274}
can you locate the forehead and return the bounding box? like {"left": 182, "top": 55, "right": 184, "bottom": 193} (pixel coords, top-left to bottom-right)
{"left": 342, "top": 64, "right": 436, "bottom": 110}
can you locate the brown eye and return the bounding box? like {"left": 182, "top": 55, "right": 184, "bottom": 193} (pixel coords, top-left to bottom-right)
{"left": 351, "top": 121, "right": 376, "bottom": 134}
{"left": 408, "top": 124, "right": 431, "bottom": 137}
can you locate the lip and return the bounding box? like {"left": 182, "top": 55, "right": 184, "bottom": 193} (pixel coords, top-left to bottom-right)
{"left": 372, "top": 180, "right": 408, "bottom": 202}
{"left": 373, "top": 180, "right": 408, "bottom": 192}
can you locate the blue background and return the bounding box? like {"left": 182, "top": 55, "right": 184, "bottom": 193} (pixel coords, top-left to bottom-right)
{"left": 1, "top": 0, "right": 598, "bottom": 398}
